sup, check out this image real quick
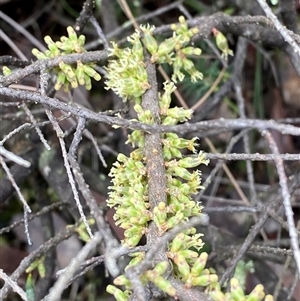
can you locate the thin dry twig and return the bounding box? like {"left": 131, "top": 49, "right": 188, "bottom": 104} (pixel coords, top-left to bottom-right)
{"left": 261, "top": 130, "right": 300, "bottom": 276}
{"left": 1, "top": 87, "right": 300, "bottom": 136}
{"left": 0, "top": 145, "right": 31, "bottom": 167}
{"left": 0, "top": 223, "right": 79, "bottom": 299}
{"left": 256, "top": 0, "right": 300, "bottom": 56}
{"left": 0, "top": 269, "right": 27, "bottom": 301}
{"left": 45, "top": 108, "right": 94, "bottom": 239}
{"left": 219, "top": 170, "right": 300, "bottom": 285}
{"left": 42, "top": 232, "right": 102, "bottom": 301}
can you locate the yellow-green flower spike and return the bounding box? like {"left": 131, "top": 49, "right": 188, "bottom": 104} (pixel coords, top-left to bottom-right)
{"left": 182, "top": 248, "right": 200, "bottom": 258}
{"left": 209, "top": 289, "right": 228, "bottom": 301}
{"left": 75, "top": 61, "right": 86, "bottom": 85}
{"left": 170, "top": 233, "right": 186, "bottom": 253}
{"left": 126, "top": 252, "right": 145, "bottom": 268}
{"left": 123, "top": 233, "right": 144, "bottom": 247}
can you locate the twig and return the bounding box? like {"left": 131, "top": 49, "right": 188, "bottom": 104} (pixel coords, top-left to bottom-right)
{"left": 233, "top": 37, "right": 267, "bottom": 240}
{"left": 0, "top": 223, "right": 79, "bottom": 299}
{"left": 89, "top": 15, "right": 109, "bottom": 50}
{"left": 287, "top": 271, "right": 300, "bottom": 300}
{"left": 1, "top": 87, "right": 300, "bottom": 136}
{"left": 256, "top": 0, "right": 300, "bottom": 56}
{"left": 219, "top": 170, "right": 300, "bottom": 285}
{"left": 0, "top": 11, "right": 46, "bottom": 51}
{"left": 83, "top": 129, "right": 107, "bottom": 167}
{"left": 45, "top": 108, "right": 94, "bottom": 239}
{"left": 0, "top": 29, "right": 28, "bottom": 60}
{"left": 0, "top": 155, "right": 31, "bottom": 213}
{"left": 68, "top": 153, "right": 121, "bottom": 277}
{"left": 42, "top": 232, "right": 102, "bottom": 301}
{"left": 261, "top": 130, "right": 300, "bottom": 275}
{"left": 74, "top": 0, "right": 95, "bottom": 34}
{"left": 0, "top": 55, "right": 31, "bottom": 68}
{"left": 0, "top": 269, "right": 27, "bottom": 301}
{"left": 204, "top": 153, "right": 300, "bottom": 161}
{"left": 20, "top": 103, "right": 51, "bottom": 150}
{"left": 0, "top": 201, "right": 68, "bottom": 235}
{"left": 0, "top": 145, "right": 31, "bottom": 167}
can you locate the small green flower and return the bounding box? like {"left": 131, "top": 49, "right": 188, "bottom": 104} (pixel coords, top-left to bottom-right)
{"left": 230, "top": 278, "right": 245, "bottom": 300}
{"left": 106, "top": 285, "right": 130, "bottom": 301}
{"left": 212, "top": 28, "right": 234, "bottom": 60}
{"left": 191, "top": 252, "right": 208, "bottom": 276}
{"left": 140, "top": 25, "right": 158, "bottom": 56}
{"left": 191, "top": 274, "right": 218, "bottom": 287}
{"left": 2, "top": 66, "right": 12, "bottom": 76}
{"left": 181, "top": 47, "right": 202, "bottom": 56}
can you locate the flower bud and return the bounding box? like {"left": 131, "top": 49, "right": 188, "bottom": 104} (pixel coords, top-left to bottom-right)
{"left": 191, "top": 252, "right": 208, "bottom": 276}
{"left": 173, "top": 253, "right": 190, "bottom": 281}
{"left": 2, "top": 66, "right": 12, "bottom": 76}
{"left": 153, "top": 261, "right": 169, "bottom": 275}
{"left": 32, "top": 48, "right": 48, "bottom": 59}
{"left": 157, "top": 37, "right": 178, "bottom": 57}
{"left": 170, "top": 147, "right": 183, "bottom": 158}
{"left": 142, "top": 31, "right": 158, "bottom": 56}
{"left": 170, "top": 233, "right": 185, "bottom": 252}
{"left": 67, "top": 26, "right": 77, "bottom": 41}
{"left": 106, "top": 285, "right": 128, "bottom": 301}
{"left": 181, "top": 47, "right": 202, "bottom": 56}
{"left": 191, "top": 274, "right": 218, "bottom": 287}
{"left": 173, "top": 166, "right": 193, "bottom": 181}
{"left": 54, "top": 73, "right": 66, "bottom": 90}
{"left": 83, "top": 64, "right": 101, "bottom": 81}
{"left": 78, "top": 35, "right": 85, "bottom": 47}
{"left": 230, "top": 278, "right": 245, "bottom": 300}
{"left": 152, "top": 276, "right": 177, "bottom": 297}
{"left": 114, "top": 275, "right": 131, "bottom": 287}
{"left": 247, "top": 284, "right": 265, "bottom": 301}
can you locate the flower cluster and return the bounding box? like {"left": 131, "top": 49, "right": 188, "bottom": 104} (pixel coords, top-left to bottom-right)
{"left": 108, "top": 150, "right": 151, "bottom": 247}
{"left": 104, "top": 31, "right": 150, "bottom": 102}
{"left": 212, "top": 28, "right": 234, "bottom": 61}
{"left": 105, "top": 16, "right": 273, "bottom": 301}
{"left": 141, "top": 16, "right": 203, "bottom": 83}
{"left": 32, "top": 26, "right": 101, "bottom": 91}
{"left": 105, "top": 16, "right": 203, "bottom": 102}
